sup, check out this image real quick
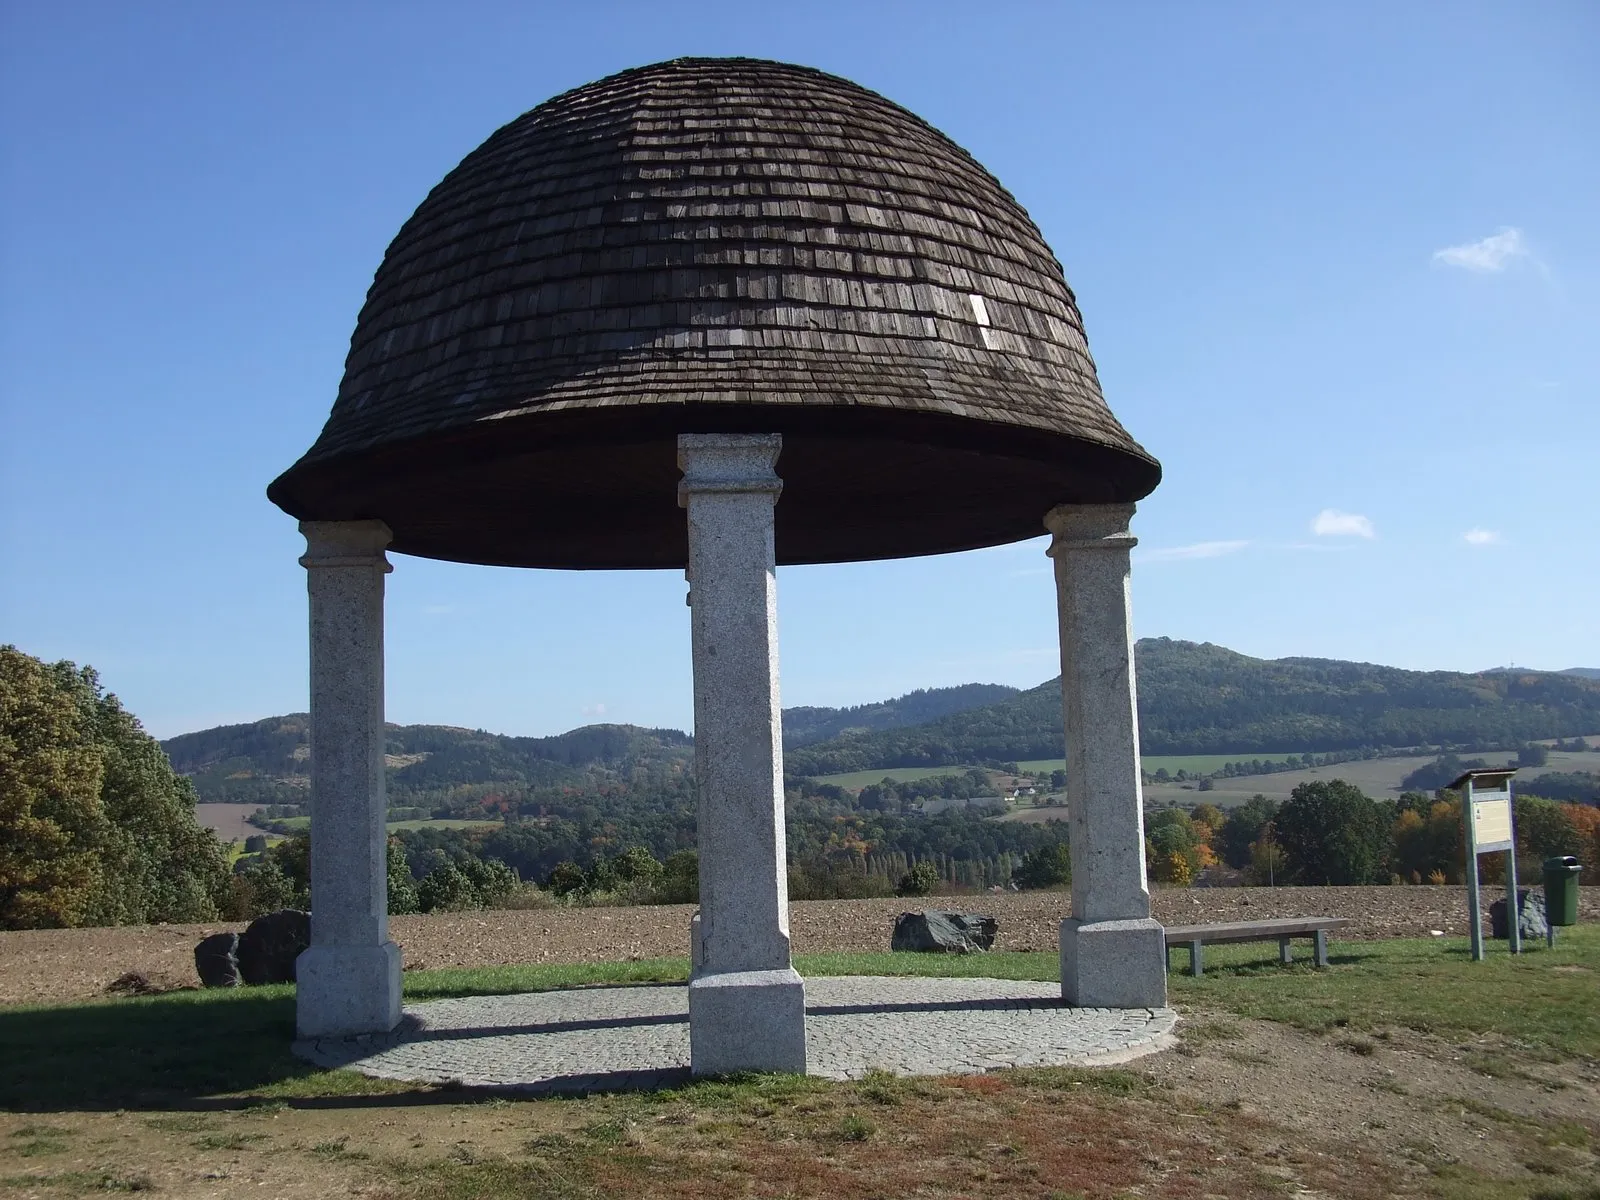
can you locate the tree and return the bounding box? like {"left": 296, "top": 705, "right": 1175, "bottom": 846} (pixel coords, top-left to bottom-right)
{"left": 896, "top": 861, "right": 940, "bottom": 897}
{"left": 657, "top": 849, "right": 699, "bottom": 904}
{"left": 1219, "top": 796, "right": 1278, "bottom": 869}
{"left": 1, "top": 646, "right": 229, "bottom": 929}
{"left": 1015, "top": 842, "right": 1071, "bottom": 889}
{"left": 1517, "top": 743, "right": 1550, "bottom": 768}
{"left": 387, "top": 837, "right": 420, "bottom": 915}
{"left": 1274, "top": 780, "right": 1390, "bottom": 885}
{"left": 546, "top": 860, "right": 587, "bottom": 898}
{"left": 417, "top": 863, "right": 477, "bottom": 912}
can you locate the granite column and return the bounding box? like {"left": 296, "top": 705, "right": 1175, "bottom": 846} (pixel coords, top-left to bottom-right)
{"left": 1046, "top": 503, "right": 1167, "bottom": 1008}
{"left": 679, "top": 434, "right": 807, "bottom": 1075}
{"left": 295, "top": 520, "right": 402, "bottom": 1038}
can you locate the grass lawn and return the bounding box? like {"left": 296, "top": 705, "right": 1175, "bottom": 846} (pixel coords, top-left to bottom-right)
{"left": 3, "top": 927, "right": 1596, "bottom": 1198}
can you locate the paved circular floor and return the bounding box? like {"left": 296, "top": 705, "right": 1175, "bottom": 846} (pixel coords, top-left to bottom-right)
{"left": 294, "top": 977, "right": 1177, "bottom": 1093}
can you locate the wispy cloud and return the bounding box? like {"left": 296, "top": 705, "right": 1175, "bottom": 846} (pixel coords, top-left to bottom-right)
{"left": 1432, "top": 227, "right": 1529, "bottom": 273}
{"left": 1139, "top": 539, "right": 1250, "bottom": 563}
{"left": 581, "top": 702, "right": 608, "bottom": 717}
{"left": 1463, "top": 528, "right": 1501, "bottom": 546}
{"left": 1311, "top": 509, "right": 1376, "bottom": 539}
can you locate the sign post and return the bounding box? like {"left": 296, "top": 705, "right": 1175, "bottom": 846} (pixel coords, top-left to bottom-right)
{"left": 1451, "top": 768, "right": 1520, "bottom": 961}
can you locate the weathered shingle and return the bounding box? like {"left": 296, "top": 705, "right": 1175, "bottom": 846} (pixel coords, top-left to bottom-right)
{"left": 269, "top": 58, "right": 1160, "bottom": 569}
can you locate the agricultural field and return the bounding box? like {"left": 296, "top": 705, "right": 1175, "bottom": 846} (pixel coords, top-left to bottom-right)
{"left": 1142, "top": 744, "right": 1600, "bottom": 810}
{"left": 810, "top": 765, "right": 984, "bottom": 790}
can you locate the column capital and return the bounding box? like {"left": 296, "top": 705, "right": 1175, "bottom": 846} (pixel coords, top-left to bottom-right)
{"left": 1044, "top": 503, "right": 1137, "bottom": 554}
{"left": 677, "top": 434, "right": 783, "bottom": 506}
{"left": 299, "top": 520, "right": 394, "bottom": 571}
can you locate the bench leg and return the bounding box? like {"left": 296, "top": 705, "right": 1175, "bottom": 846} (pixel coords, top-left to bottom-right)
{"left": 1189, "top": 940, "right": 1203, "bottom": 978}
{"left": 1279, "top": 936, "right": 1292, "bottom": 965}
{"left": 1314, "top": 929, "right": 1329, "bottom": 968}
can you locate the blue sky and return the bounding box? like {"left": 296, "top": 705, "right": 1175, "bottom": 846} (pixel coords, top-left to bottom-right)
{"left": 2, "top": 2, "right": 1595, "bottom": 740}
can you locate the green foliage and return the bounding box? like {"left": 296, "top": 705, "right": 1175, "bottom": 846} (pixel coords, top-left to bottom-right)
{"left": 783, "top": 639, "right": 1600, "bottom": 774}
{"left": 1014, "top": 842, "right": 1072, "bottom": 889}
{"left": 895, "top": 861, "right": 940, "bottom": 897}
{"left": 656, "top": 849, "right": 699, "bottom": 904}
{"left": 416, "top": 863, "right": 477, "bottom": 913}
{"left": 1517, "top": 743, "right": 1550, "bottom": 768}
{"left": 1218, "top": 795, "right": 1279, "bottom": 869}
{"left": 546, "top": 861, "right": 587, "bottom": 897}
{"left": 386, "top": 838, "right": 419, "bottom": 915}
{"left": 781, "top": 683, "right": 1020, "bottom": 748}
{"left": 1516, "top": 771, "right": 1600, "bottom": 803}
{"left": 1400, "top": 754, "right": 1495, "bottom": 792}
{"left": 1274, "top": 780, "right": 1391, "bottom": 885}
{"left": 0, "top": 646, "right": 230, "bottom": 929}
{"left": 1514, "top": 795, "right": 1581, "bottom": 860}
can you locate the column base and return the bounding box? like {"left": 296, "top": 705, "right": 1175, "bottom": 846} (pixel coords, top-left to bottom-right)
{"left": 689, "top": 967, "right": 807, "bottom": 1075}
{"left": 1060, "top": 918, "right": 1167, "bottom": 1008}
{"left": 295, "top": 941, "right": 402, "bottom": 1038}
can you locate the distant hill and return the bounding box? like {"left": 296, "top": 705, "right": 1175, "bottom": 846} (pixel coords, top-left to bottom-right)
{"left": 782, "top": 683, "right": 1020, "bottom": 748}
{"left": 1561, "top": 668, "right": 1600, "bottom": 680}
{"left": 162, "top": 717, "right": 693, "bottom": 806}
{"left": 164, "top": 640, "right": 1600, "bottom": 800}
{"left": 161, "top": 682, "right": 1014, "bottom": 804}
{"left": 783, "top": 639, "right": 1600, "bottom": 776}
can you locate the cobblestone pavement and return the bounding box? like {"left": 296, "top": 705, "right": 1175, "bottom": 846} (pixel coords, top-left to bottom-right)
{"left": 294, "top": 976, "right": 1177, "bottom": 1093}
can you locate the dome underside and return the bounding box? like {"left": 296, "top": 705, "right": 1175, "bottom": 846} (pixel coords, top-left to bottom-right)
{"left": 269, "top": 58, "right": 1159, "bottom": 568}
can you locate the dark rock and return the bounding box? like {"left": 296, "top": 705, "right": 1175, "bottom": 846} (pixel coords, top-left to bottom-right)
{"left": 891, "top": 910, "right": 998, "bottom": 954}
{"left": 194, "top": 931, "right": 242, "bottom": 988}
{"left": 1489, "top": 889, "right": 1548, "bottom": 941}
{"left": 236, "top": 910, "right": 311, "bottom": 985}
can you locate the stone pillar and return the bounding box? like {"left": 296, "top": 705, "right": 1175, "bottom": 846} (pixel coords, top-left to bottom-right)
{"left": 678, "top": 433, "right": 806, "bottom": 1075}
{"left": 295, "top": 520, "right": 403, "bottom": 1038}
{"left": 1045, "top": 503, "right": 1167, "bottom": 1008}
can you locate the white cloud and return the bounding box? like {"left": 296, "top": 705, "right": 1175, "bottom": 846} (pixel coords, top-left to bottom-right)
{"left": 581, "top": 702, "right": 608, "bottom": 717}
{"left": 1463, "top": 528, "right": 1500, "bottom": 546}
{"left": 1432, "top": 228, "right": 1528, "bottom": 273}
{"left": 1311, "top": 509, "right": 1375, "bottom": 539}
{"left": 1139, "top": 540, "right": 1250, "bottom": 563}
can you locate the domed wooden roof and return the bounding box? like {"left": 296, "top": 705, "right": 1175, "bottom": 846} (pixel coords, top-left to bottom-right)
{"left": 269, "top": 57, "right": 1159, "bottom": 568}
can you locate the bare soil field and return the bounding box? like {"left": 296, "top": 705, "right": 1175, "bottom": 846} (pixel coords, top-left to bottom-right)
{"left": 193, "top": 804, "right": 262, "bottom": 842}
{"left": 4, "top": 886, "right": 1596, "bottom": 1007}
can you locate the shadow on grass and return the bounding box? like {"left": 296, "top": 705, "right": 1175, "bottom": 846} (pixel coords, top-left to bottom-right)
{"left": 0, "top": 987, "right": 483, "bottom": 1115}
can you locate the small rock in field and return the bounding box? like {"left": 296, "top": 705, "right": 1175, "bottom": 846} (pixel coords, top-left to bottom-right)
{"left": 194, "top": 931, "right": 242, "bottom": 988}
{"left": 891, "top": 910, "right": 998, "bottom": 954}
{"left": 237, "top": 909, "right": 311, "bottom": 984}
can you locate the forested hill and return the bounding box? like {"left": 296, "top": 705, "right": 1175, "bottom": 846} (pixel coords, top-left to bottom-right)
{"left": 782, "top": 639, "right": 1600, "bottom": 775}
{"left": 162, "top": 717, "right": 694, "bottom": 806}
{"left": 161, "top": 682, "right": 1017, "bottom": 804}
{"left": 782, "top": 683, "right": 1020, "bottom": 748}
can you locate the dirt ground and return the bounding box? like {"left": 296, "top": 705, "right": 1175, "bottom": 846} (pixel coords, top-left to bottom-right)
{"left": 3, "top": 886, "right": 1596, "bottom": 1007}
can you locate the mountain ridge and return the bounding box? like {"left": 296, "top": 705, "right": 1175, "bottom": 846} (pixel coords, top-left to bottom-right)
{"left": 163, "top": 639, "right": 1600, "bottom": 801}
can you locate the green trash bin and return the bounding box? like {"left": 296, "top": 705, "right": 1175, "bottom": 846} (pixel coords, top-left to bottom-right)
{"left": 1543, "top": 856, "right": 1581, "bottom": 927}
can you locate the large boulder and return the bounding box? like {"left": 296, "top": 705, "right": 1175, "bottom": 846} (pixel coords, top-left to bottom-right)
{"left": 194, "top": 931, "right": 242, "bottom": 988}
{"left": 891, "top": 910, "right": 998, "bottom": 954}
{"left": 1489, "top": 889, "right": 1548, "bottom": 942}
{"left": 236, "top": 909, "right": 311, "bottom": 985}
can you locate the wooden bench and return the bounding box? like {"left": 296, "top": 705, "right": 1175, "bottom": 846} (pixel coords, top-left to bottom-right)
{"left": 1163, "top": 917, "right": 1350, "bottom": 977}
